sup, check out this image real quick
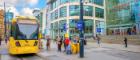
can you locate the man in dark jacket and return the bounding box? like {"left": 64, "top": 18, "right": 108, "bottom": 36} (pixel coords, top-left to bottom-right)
{"left": 124, "top": 37, "right": 128, "bottom": 48}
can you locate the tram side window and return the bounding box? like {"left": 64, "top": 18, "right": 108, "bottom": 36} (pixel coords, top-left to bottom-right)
{"left": 11, "top": 24, "right": 16, "bottom": 38}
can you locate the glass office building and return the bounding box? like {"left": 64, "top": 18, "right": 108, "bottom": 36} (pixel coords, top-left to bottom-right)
{"left": 106, "top": 0, "right": 140, "bottom": 35}
{"left": 47, "top": 0, "right": 106, "bottom": 39}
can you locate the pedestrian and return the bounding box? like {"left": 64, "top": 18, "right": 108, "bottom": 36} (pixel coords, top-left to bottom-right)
{"left": 65, "top": 37, "right": 71, "bottom": 54}
{"left": 84, "top": 35, "right": 87, "bottom": 45}
{"left": 92, "top": 34, "right": 96, "bottom": 40}
{"left": 0, "top": 36, "right": 2, "bottom": 46}
{"left": 96, "top": 35, "right": 101, "bottom": 47}
{"left": 57, "top": 36, "right": 62, "bottom": 52}
{"left": 124, "top": 37, "right": 128, "bottom": 48}
{"left": 46, "top": 36, "right": 51, "bottom": 50}
{"left": 73, "top": 36, "right": 78, "bottom": 44}
{"left": 38, "top": 38, "right": 41, "bottom": 49}
{"left": 66, "top": 43, "right": 71, "bottom": 55}
{"left": 5, "top": 36, "right": 8, "bottom": 44}
{"left": 73, "top": 36, "right": 79, "bottom": 54}
{"left": 63, "top": 37, "right": 66, "bottom": 52}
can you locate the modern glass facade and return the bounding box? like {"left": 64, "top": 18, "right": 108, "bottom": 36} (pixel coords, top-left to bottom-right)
{"left": 47, "top": 0, "right": 106, "bottom": 39}
{"left": 106, "top": 0, "right": 140, "bottom": 35}
{"left": 95, "top": 7, "right": 104, "bottom": 18}
{"left": 60, "top": 6, "right": 67, "bottom": 17}
{"left": 69, "top": 5, "right": 93, "bottom": 16}
{"left": 69, "top": 5, "right": 80, "bottom": 16}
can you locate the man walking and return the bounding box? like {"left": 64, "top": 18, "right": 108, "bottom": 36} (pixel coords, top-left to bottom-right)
{"left": 46, "top": 36, "right": 51, "bottom": 50}
{"left": 124, "top": 37, "right": 128, "bottom": 48}
{"left": 96, "top": 35, "right": 101, "bottom": 47}
{"left": 56, "top": 36, "right": 62, "bottom": 52}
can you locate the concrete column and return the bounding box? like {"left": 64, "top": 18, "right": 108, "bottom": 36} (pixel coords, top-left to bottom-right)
{"left": 93, "top": 5, "right": 96, "bottom": 36}
{"left": 66, "top": 3, "right": 70, "bottom": 35}
{"left": 136, "top": 22, "right": 140, "bottom": 35}
{"left": 104, "top": 0, "right": 106, "bottom": 35}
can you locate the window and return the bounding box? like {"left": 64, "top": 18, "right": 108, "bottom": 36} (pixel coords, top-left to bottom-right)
{"left": 16, "top": 24, "right": 38, "bottom": 40}
{"left": 69, "top": 5, "right": 80, "bottom": 16}
{"left": 69, "top": 0, "right": 79, "bottom": 2}
{"left": 54, "top": 22, "right": 59, "bottom": 36}
{"left": 55, "top": 10, "right": 58, "bottom": 19}
{"left": 95, "top": 7, "right": 104, "bottom": 18}
{"left": 69, "top": 19, "right": 79, "bottom": 35}
{"left": 56, "top": 0, "right": 59, "bottom": 7}
{"left": 53, "top": 1, "right": 56, "bottom": 9}
{"left": 95, "top": 20, "right": 105, "bottom": 35}
{"left": 60, "top": 0, "right": 68, "bottom": 4}
{"left": 94, "top": 0, "right": 104, "bottom": 6}
{"left": 11, "top": 24, "right": 16, "bottom": 37}
{"left": 70, "top": 5, "right": 93, "bottom": 16}
{"left": 84, "top": 6, "right": 93, "bottom": 16}
{"left": 69, "top": 19, "right": 93, "bottom": 35}
{"left": 59, "top": 20, "right": 66, "bottom": 36}
{"left": 84, "top": 20, "right": 93, "bottom": 34}
{"left": 51, "top": 12, "right": 55, "bottom": 20}
{"left": 60, "top": 6, "right": 67, "bottom": 17}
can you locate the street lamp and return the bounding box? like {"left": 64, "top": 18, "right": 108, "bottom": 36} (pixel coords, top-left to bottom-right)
{"left": 79, "top": 0, "right": 84, "bottom": 58}
{"left": 77, "top": 0, "right": 89, "bottom": 58}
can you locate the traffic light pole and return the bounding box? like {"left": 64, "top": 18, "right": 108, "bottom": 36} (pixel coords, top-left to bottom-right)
{"left": 79, "top": 0, "right": 84, "bottom": 58}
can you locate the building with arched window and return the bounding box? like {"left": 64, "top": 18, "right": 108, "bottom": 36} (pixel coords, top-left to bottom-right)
{"left": 46, "top": 0, "right": 106, "bottom": 39}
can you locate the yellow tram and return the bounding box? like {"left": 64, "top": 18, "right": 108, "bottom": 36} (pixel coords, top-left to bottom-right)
{"left": 8, "top": 16, "right": 40, "bottom": 54}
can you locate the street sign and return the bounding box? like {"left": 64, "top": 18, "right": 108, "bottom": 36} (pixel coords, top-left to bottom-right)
{"left": 97, "top": 28, "right": 101, "bottom": 32}
{"left": 63, "top": 23, "right": 67, "bottom": 31}
{"left": 77, "top": 21, "right": 84, "bottom": 31}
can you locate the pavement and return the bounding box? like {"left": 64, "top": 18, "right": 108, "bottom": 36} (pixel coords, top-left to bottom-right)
{"left": 0, "top": 39, "right": 140, "bottom": 60}
{"left": 87, "top": 42, "right": 140, "bottom": 53}
{"left": 0, "top": 41, "right": 8, "bottom": 55}
{"left": 36, "top": 39, "right": 140, "bottom": 60}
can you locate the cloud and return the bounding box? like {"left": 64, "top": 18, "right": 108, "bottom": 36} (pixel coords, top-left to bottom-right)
{"left": 21, "top": 7, "right": 33, "bottom": 16}
{"left": 0, "top": 0, "right": 39, "bottom": 7}
{"left": 8, "top": 7, "right": 19, "bottom": 17}
{"left": 0, "top": 0, "right": 39, "bottom": 17}
{"left": 0, "top": 6, "right": 19, "bottom": 18}
{"left": 0, "top": 0, "right": 18, "bottom": 7}
{"left": 26, "top": 0, "right": 38, "bottom": 6}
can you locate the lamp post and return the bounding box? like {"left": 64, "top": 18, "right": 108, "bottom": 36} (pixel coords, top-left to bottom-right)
{"left": 79, "top": 0, "right": 84, "bottom": 58}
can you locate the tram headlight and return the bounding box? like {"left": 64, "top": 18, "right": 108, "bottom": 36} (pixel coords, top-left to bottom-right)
{"left": 15, "top": 41, "right": 21, "bottom": 46}
{"left": 34, "top": 41, "right": 38, "bottom": 46}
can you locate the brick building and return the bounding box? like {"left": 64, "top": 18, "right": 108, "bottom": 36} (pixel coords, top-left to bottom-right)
{"left": 0, "top": 10, "right": 5, "bottom": 40}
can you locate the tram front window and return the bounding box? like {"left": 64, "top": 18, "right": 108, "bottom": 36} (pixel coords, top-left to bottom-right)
{"left": 16, "top": 23, "right": 38, "bottom": 40}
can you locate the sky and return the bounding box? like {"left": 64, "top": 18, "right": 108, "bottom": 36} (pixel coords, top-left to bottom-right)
{"left": 0, "top": 0, "right": 46, "bottom": 17}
